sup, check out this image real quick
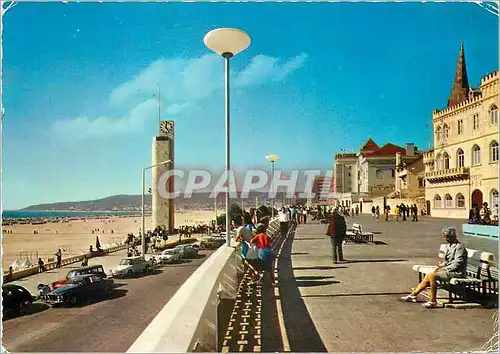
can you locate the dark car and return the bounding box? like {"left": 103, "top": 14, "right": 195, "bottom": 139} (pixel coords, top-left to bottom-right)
{"left": 41, "top": 274, "right": 114, "bottom": 307}
{"left": 2, "top": 284, "right": 35, "bottom": 319}
{"left": 51, "top": 265, "right": 108, "bottom": 290}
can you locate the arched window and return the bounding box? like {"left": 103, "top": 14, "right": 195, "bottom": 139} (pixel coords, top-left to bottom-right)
{"left": 472, "top": 145, "right": 481, "bottom": 165}
{"left": 434, "top": 195, "right": 442, "bottom": 209}
{"left": 443, "top": 152, "right": 450, "bottom": 170}
{"left": 435, "top": 153, "right": 442, "bottom": 170}
{"left": 490, "top": 105, "right": 498, "bottom": 125}
{"left": 456, "top": 193, "right": 465, "bottom": 208}
{"left": 491, "top": 189, "right": 499, "bottom": 208}
{"left": 444, "top": 194, "right": 453, "bottom": 208}
{"left": 491, "top": 141, "right": 499, "bottom": 162}
{"left": 443, "top": 124, "right": 449, "bottom": 140}
{"left": 436, "top": 126, "right": 442, "bottom": 142}
{"left": 457, "top": 148, "right": 465, "bottom": 168}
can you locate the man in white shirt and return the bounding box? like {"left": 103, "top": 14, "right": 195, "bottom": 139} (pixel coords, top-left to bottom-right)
{"left": 279, "top": 207, "right": 290, "bottom": 237}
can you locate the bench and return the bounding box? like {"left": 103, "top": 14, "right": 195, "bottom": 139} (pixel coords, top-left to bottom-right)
{"left": 412, "top": 244, "right": 498, "bottom": 307}
{"left": 462, "top": 224, "right": 499, "bottom": 239}
{"left": 346, "top": 223, "right": 374, "bottom": 243}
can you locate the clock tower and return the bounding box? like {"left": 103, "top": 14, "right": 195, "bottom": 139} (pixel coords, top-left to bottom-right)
{"left": 152, "top": 120, "right": 175, "bottom": 233}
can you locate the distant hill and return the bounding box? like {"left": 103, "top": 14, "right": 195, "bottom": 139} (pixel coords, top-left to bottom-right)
{"left": 21, "top": 192, "right": 305, "bottom": 211}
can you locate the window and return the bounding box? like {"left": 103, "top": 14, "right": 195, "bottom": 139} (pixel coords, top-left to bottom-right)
{"left": 457, "top": 149, "right": 465, "bottom": 168}
{"left": 491, "top": 189, "right": 499, "bottom": 208}
{"left": 458, "top": 120, "right": 464, "bottom": 135}
{"left": 418, "top": 178, "right": 425, "bottom": 188}
{"left": 473, "top": 114, "right": 479, "bottom": 130}
{"left": 472, "top": 145, "right": 481, "bottom": 165}
{"left": 491, "top": 141, "right": 499, "bottom": 162}
{"left": 490, "top": 105, "right": 498, "bottom": 125}
{"left": 435, "top": 153, "right": 442, "bottom": 170}
{"left": 444, "top": 194, "right": 453, "bottom": 208}
{"left": 443, "top": 152, "right": 450, "bottom": 170}
{"left": 434, "top": 195, "right": 442, "bottom": 209}
{"left": 456, "top": 193, "right": 465, "bottom": 208}
{"left": 436, "top": 126, "right": 442, "bottom": 142}
{"left": 391, "top": 169, "right": 395, "bottom": 177}
{"left": 443, "top": 124, "right": 449, "bottom": 140}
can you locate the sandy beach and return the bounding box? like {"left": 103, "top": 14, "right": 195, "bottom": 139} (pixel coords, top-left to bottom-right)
{"left": 2, "top": 211, "right": 216, "bottom": 269}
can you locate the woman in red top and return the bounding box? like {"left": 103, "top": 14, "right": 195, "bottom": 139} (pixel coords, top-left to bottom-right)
{"left": 250, "top": 223, "right": 276, "bottom": 285}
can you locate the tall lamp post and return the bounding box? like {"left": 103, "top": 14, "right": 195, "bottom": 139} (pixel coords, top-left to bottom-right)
{"left": 142, "top": 159, "right": 172, "bottom": 256}
{"left": 204, "top": 28, "right": 251, "bottom": 247}
{"left": 265, "top": 154, "right": 279, "bottom": 217}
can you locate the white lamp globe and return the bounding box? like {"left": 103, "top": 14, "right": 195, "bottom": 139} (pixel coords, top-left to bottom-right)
{"left": 204, "top": 28, "right": 251, "bottom": 57}
{"left": 265, "top": 154, "right": 279, "bottom": 163}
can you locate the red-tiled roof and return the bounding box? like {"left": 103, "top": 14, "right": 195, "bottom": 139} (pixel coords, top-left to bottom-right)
{"left": 365, "top": 143, "right": 406, "bottom": 157}
{"left": 361, "top": 137, "right": 379, "bottom": 151}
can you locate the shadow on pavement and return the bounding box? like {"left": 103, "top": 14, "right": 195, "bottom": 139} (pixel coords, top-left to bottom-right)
{"left": 296, "top": 280, "right": 340, "bottom": 287}
{"left": 294, "top": 238, "right": 328, "bottom": 241}
{"left": 294, "top": 266, "right": 348, "bottom": 271}
{"left": 301, "top": 292, "right": 409, "bottom": 298}
{"left": 3, "top": 302, "right": 50, "bottom": 322}
{"left": 274, "top": 228, "right": 328, "bottom": 352}
{"left": 343, "top": 259, "right": 408, "bottom": 263}
{"left": 291, "top": 252, "right": 309, "bottom": 255}
{"left": 295, "top": 275, "right": 336, "bottom": 281}
{"left": 371, "top": 240, "right": 388, "bottom": 245}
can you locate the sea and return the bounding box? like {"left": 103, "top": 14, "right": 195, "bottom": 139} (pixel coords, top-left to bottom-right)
{"left": 2, "top": 210, "right": 141, "bottom": 219}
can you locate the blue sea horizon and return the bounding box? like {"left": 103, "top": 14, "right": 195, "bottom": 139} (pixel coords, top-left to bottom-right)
{"left": 2, "top": 210, "right": 141, "bottom": 219}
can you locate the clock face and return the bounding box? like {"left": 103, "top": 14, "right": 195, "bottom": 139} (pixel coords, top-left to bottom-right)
{"left": 159, "top": 120, "right": 174, "bottom": 138}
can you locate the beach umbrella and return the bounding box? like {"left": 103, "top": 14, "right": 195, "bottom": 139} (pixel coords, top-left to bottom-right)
{"left": 96, "top": 236, "right": 101, "bottom": 249}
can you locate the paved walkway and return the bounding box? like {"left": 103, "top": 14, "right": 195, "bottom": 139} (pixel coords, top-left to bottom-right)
{"left": 275, "top": 215, "right": 497, "bottom": 352}
{"left": 7, "top": 250, "right": 128, "bottom": 294}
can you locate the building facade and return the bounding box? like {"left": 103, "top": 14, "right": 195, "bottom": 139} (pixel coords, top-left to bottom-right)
{"left": 333, "top": 138, "right": 420, "bottom": 208}
{"left": 424, "top": 43, "right": 499, "bottom": 219}
{"left": 394, "top": 153, "right": 426, "bottom": 199}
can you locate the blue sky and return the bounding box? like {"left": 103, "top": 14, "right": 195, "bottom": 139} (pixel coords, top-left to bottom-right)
{"left": 2, "top": 2, "right": 498, "bottom": 209}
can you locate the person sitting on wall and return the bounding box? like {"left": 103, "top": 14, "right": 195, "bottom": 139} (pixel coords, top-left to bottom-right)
{"left": 400, "top": 226, "right": 467, "bottom": 308}
{"left": 38, "top": 258, "right": 46, "bottom": 272}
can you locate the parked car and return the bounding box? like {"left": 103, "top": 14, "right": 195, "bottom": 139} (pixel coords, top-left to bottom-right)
{"left": 175, "top": 244, "right": 199, "bottom": 258}
{"left": 2, "top": 284, "right": 35, "bottom": 319}
{"left": 158, "top": 248, "right": 182, "bottom": 264}
{"left": 109, "top": 256, "right": 152, "bottom": 278}
{"left": 40, "top": 274, "right": 114, "bottom": 307}
{"left": 200, "top": 237, "right": 225, "bottom": 250}
{"left": 51, "top": 265, "right": 108, "bottom": 290}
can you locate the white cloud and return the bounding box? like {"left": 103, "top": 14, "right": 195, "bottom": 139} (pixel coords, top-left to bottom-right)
{"left": 51, "top": 99, "right": 158, "bottom": 140}
{"left": 52, "top": 52, "right": 308, "bottom": 139}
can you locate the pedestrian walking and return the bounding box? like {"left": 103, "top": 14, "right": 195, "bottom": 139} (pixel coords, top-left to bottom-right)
{"left": 326, "top": 209, "right": 347, "bottom": 263}
{"left": 279, "top": 208, "right": 290, "bottom": 237}
{"left": 55, "top": 248, "right": 62, "bottom": 268}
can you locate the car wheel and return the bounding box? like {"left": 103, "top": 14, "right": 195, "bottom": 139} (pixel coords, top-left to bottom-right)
{"left": 144, "top": 265, "right": 150, "bottom": 272}
{"left": 127, "top": 270, "right": 133, "bottom": 277}
{"left": 69, "top": 296, "right": 79, "bottom": 306}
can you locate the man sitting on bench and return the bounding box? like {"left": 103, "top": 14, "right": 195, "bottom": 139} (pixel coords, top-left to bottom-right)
{"left": 400, "top": 226, "right": 467, "bottom": 308}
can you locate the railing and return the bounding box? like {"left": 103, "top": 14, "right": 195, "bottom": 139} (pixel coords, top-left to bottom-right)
{"left": 127, "top": 217, "right": 281, "bottom": 353}
{"left": 425, "top": 167, "right": 470, "bottom": 181}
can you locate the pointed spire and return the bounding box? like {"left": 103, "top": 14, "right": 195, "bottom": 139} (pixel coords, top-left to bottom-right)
{"left": 447, "top": 42, "right": 470, "bottom": 107}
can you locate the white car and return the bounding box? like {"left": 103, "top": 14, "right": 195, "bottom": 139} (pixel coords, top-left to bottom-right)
{"left": 158, "top": 248, "right": 182, "bottom": 264}
{"left": 110, "top": 256, "right": 152, "bottom": 278}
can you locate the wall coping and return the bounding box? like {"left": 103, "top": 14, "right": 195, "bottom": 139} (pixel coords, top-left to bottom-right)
{"left": 127, "top": 240, "right": 237, "bottom": 353}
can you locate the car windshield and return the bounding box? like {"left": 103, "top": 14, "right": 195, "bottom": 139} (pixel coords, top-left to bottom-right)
{"left": 120, "top": 259, "right": 132, "bottom": 265}
{"left": 68, "top": 279, "right": 86, "bottom": 286}
{"left": 67, "top": 271, "right": 78, "bottom": 278}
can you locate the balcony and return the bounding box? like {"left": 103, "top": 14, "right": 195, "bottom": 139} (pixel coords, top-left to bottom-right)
{"left": 425, "top": 167, "right": 470, "bottom": 183}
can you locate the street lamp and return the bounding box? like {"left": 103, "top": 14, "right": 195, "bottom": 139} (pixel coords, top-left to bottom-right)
{"left": 204, "top": 28, "right": 251, "bottom": 247}
{"left": 265, "top": 154, "right": 279, "bottom": 217}
{"left": 142, "top": 159, "right": 172, "bottom": 256}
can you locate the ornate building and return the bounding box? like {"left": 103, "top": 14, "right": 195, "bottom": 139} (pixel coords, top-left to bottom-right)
{"left": 424, "top": 43, "right": 499, "bottom": 218}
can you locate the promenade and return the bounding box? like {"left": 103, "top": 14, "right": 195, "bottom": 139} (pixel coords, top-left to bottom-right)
{"left": 274, "top": 215, "right": 497, "bottom": 352}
